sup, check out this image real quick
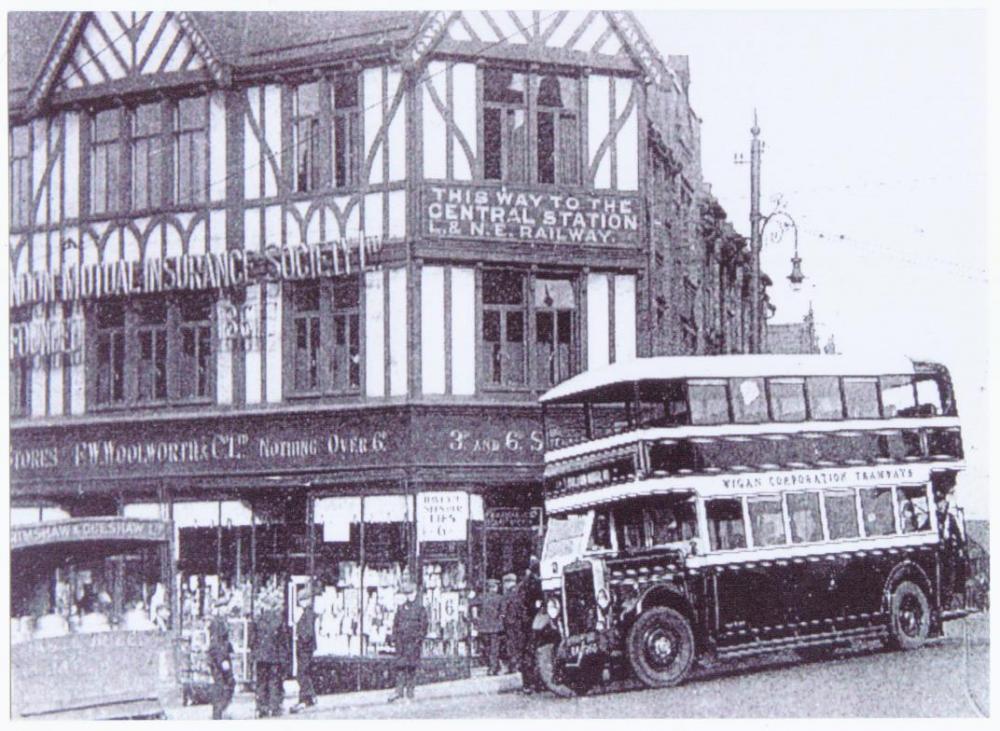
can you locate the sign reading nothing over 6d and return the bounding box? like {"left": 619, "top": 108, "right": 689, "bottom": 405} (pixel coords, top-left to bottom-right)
{"left": 423, "top": 183, "right": 641, "bottom": 246}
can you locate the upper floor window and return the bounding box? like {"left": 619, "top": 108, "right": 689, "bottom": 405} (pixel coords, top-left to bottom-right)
{"left": 536, "top": 76, "right": 580, "bottom": 185}
{"left": 285, "top": 277, "right": 362, "bottom": 396}
{"left": 533, "top": 278, "right": 577, "bottom": 388}
{"left": 332, "top": 73, "right": 361, "bottom": 189}
{"left": 131, "top": 103, "right": 163, "bottom": 210}
{"left": 91, "top": 109, "right": 122, "bottom": 215}
{"left": 90, "top": 294, "right": 215, "bottom": 408}
{"left": 10, "top": 306, "right": 32, "bottom": 417}
{"left": 293, "top": 82, "right": 322, "bottom": 193}
{"left": 483, "top": 69, "right": 527, "bottom": 182}
{"left": 174, "top": 97, "right": 208, "bottom": 205}
{"left": 10, "top": 125, "right": 31, "bottom": 228}
{"left": 481, "top": 270, "right": 526, "bottom": 387}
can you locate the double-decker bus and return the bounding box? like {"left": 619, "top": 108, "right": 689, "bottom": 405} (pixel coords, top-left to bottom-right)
{"left": 534, "top": 354, "right": 972, "bottom": 696}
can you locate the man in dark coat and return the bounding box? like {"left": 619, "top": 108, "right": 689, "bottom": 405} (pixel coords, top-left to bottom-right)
{"left": 472, "top": 579, "right": 505, "bottom": 675}
{"left": 936, "top": 492, "right": 967, "bottom": 605}
{"left": 389, "top": 580, "right": 428, "bottom": 702}
{"left": 251, "top": 598, "right": 289, "bottom": 718}
{"left": 290, "top": 588, "right": 318, "bottom": 713}
{"left": 517, "top": 558, "right": 544, "bottom": 694}
{"left": 208, "top": 598, "right": 236, "bottom": 720}
{"left": 501, "top": 573, "right": 523, "bottom": 675}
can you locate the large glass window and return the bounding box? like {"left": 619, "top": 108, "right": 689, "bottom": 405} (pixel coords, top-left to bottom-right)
{"left": 897, "top": 485, "right": 931, "bottom": 533}
{"left": 483, "top": 69, "right": 527, "bottom": 182}
{"left": 688, "top": 380, "right": 729, "bottom": 425}
{"left": 786, "top": 491, "right": 823, "bottom": 543}
{"left": 806, "top": 376, "right": 844, "bottom": 420}
{"left": 333, "top": 73, "right": 361, "bottom": 189}
{"left": 747, "top": 496, "right": 787, "bottom": 547}
{"left": 293, "top": 82, "right": 321, "bottom": 193}
{"left": 174, "top": 97, "right": 208, "bottom": 205}
{"left": 481, "top": 270, "right": 525, "bottom": 387}
{"left": 536, "top": 76, "right": 580, "bottom": 185}
{"left": 769, "top": 378, "right": 807, "bottom": 422}
{"left": 95, "top": 301, "right": 126, "bottom": 405}
{"left": 91, "top": 109, "right": 122, "bottom": 215}
{"left": 844, "top": 378, "right": 880, "bottom": 419}
{"left": 131, "top": 103, "right": 163, "bottom": 210}
{"left": 706, "top": 498, "right": 747, "bottom": 551}
{"left": 824, "top": 489, "right": 860, "bottom": 540}
{"left": 731, "top": 377, "right": 768, "bottom": 423}
{"left": 534, "top": 278, "right": 576, "bottom": 387}
{"left": 10, "top": 125, "right": 31, "bottom": 227}
{"left": 860, "top": 487, "right": 896, "bottom": 536}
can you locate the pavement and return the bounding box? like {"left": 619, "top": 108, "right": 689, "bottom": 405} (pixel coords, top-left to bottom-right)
{"left": 165, "top": 668, "right": 522, "bottom": 720}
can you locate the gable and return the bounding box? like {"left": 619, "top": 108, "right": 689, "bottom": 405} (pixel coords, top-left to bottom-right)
{"left": 444, "top": 11, "right": 630, "bottom": 58}
{"left": 56, "top": 12, "right": 210, "bottom": 90}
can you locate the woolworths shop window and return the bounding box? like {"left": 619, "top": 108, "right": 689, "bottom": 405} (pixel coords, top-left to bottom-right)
{"left": 89, "top": 293, "right": 216, "bottom": 409}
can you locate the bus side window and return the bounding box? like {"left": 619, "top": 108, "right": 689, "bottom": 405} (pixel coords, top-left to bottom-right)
{"left": 706, "top": 498, "right": 747, "bottom": 551}
{"left": 806, "top": 376, "right": 844, "bottom": 420}
{"left": 914, "top": 377, "right": 944, "bottom": 416}
{"left": 786, "top": 491, "right": 823, "bottom": 543}
{"left": 730, "top": 377, "right": 767, "bottom": 424}
{"left": 844, "top": 378, "right": 880, "bottom": 419}
{"left": 747, "top": 496, "right": 787, "bottom": 547}
{"left": 823, "top": 489, "right": 860, "bottom": 540}
{"left": 880, "top": 375, "right": 917, "bottom": 418}
{"left": 860, "top": 487, "right": 896, "bottom": 536}
{"left": 897, "top": 485, "right": 931, "bottom": 533}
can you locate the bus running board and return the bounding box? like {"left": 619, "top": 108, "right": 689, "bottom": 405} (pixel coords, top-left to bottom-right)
{"left": 716, "top": 625, "right": 888, "bottom": 660}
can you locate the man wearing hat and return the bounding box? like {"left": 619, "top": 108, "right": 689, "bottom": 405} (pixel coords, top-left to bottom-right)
{"left": 251, "top": 595, "right": 289, "bottom": 718}
{"left": 472, "top": 579, "right": 505, "bottom": 675}
{"left": 518, "top": 557, "right": 544, "bottom": 694}
{"left": 208, "top": 595, "right": 235, "bottom": 720}
{"left": 501, "top": 573, "right": 522, "bottom": 675}
{"left": 290, "top": 587, "right": 318, "bottom": 713}
{"left": 389, "top": 580, "right": 427, "bottom": 703}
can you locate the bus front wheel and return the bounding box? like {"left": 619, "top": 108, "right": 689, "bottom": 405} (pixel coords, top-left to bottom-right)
{"left": 626, "top": 607, "right": 695, "bottom": 688}
{"left": 888, "top": 580, "right": 931, "bottom": 650}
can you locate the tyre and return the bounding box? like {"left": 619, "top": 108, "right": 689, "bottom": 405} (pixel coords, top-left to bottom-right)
{"left": 626, "top": 607, "right": 695, "bottom": 688}
{"left": 535, "top": 644, "right": 575, "bottom": 698}
{"left": 888, "top": 580, "right": 931, "bottom": 650}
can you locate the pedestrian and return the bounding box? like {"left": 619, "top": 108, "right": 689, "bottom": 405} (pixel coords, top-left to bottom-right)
{"left": 472, "top": 579, "right": 504, "bottom": 675}
{"left": 208, "top": 597, "right": 235, "bottom": 720}
{"left": 501, "top": 572, "right": 522, "bottom": 675}
{"left": 251, "top": 596, "right": 288, "bottom": 718}
{"left": 389, "top": 580, "right": 427, "bottom": 703}
{"left": 290, "top": 588, "right": 317, "bottom": 714}
{"left": 517, "top": 558, "right": 543, "bottom": 694}
{"left": 936, "top": 491, "right": 967, "bottom": 604}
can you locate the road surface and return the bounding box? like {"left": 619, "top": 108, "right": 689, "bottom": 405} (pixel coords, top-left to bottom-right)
{"left": 297, "top": 612, "right": 988, "bottom": 718}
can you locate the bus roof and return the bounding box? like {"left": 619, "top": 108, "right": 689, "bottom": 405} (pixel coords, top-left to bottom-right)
{"left": 540, "top": 354, "right": 932, "bottom": 404}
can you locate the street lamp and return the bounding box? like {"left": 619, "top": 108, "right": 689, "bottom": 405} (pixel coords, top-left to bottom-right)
{"left": 759, "top": 208, "right": 805, "bottom": 292}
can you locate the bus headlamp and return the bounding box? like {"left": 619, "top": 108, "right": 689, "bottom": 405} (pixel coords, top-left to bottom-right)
{"left": 546, "top": 597, "right": 561, "bottom": 619}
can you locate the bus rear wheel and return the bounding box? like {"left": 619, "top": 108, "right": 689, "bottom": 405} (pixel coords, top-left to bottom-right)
{"left": 626, "top": 607, "right": 695, "bottom": 688}
{"left": 888, "top": 581, "right": 931, "bottom": 650}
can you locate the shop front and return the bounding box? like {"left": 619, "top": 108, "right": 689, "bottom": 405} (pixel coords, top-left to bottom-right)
{"left": 11, "top": 403, "right": 547, "bottom": 694}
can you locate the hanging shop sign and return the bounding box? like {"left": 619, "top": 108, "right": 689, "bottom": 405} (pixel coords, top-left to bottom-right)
{"left": 9, "top": 314, "right": 85, "bottom": 365}
{"left": 10, "top": 517, "right": 170, "bottom": 550}
{"left": 8, "top": 236, "right": 384, "bottom": 309}
{"left": 422, "top": 183, "right": 642, "bottom": 247}
{"left": 484, "top": 507, "right": 542, "bottom": 530}
{"left": 417, "top": 492, "right": 469, "bottom": 543}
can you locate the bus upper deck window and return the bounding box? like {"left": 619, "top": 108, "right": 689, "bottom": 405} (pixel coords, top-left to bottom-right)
{"left": 915, "top": 377, "right": 945, "bottom": 416}
{"left": 880, "top": 375, "right": 917, "bottom": 417}
{"left": 844, "top": 378, "right": 880, "bottom": 419}
{"left": 688, "top": 380, "right": 729, "bottom": 425}
{"left": 769, "top": 378, "right": 807, "bottom": 422}
{"left": 706, "top": 498, "right": 747, "bottom": 551}
{"left": 730, "top": 378, "right": 767, "bottom": 424}
{"left": 806, "top": 377, "right": 844, "bottom": 420}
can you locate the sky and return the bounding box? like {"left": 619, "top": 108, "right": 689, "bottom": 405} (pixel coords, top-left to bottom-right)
{"left": 636, "top": 9, "right": 990, "bottom": 518}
